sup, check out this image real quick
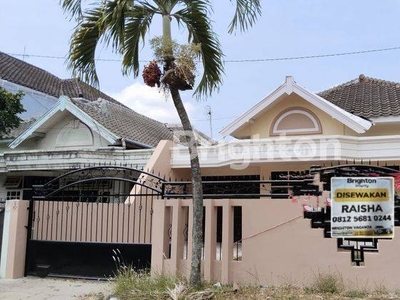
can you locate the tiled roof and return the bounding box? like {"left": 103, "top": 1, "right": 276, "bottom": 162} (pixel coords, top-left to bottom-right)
{"left": 60, "top": 78, "right": 121, "bottom": 104}
{"left": 73, "top": 99, "right": 173, "bottom": 147}
{"left": 318, "top": 74, "right": 400, "bottom": 118}
{"left": 166, "top": 124, "right": 216, "bottom": 146}
{"left": 0, "top": 51, "right": 174, "bottom": 147}
{"left": 0, "top": 52, "right": 120, "bottom": 104}
{"left": 0, "top": 52, "right": 60, "bottom": 96}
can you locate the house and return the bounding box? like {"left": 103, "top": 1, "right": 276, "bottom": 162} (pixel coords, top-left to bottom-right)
{"left": 0, "top": 51, "right": 178, "bottom": 202}
{"left": 0, "top": 52, "right": 214, "bottom": 279}
{"left": 149, "top": 75, "right": 400, "bottom": 288}
{"left": 0, "top": 52, "right": 175, "bottom": 276}
{"left": 3, "top": 50, "right": 400, "bottom": 285}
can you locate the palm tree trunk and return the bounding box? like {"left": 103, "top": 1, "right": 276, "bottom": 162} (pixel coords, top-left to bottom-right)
{"left": 169, "top": 87, "right": 204, "bottom": 286}
{"left": 162, "top": 11, "right": 203, "bottom": 286}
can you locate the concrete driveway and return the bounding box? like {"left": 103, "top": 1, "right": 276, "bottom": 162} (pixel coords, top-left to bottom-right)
{"left": 0, "top": 276, "right": 112, "bottom": 300}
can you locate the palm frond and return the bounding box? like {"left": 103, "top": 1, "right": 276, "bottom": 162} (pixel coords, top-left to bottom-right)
{"left": 151, "top": 0, "right": 180, "bottom": 13}
{"left": 228, "top": 0, "right": 261, "bottom": 34}
{"left": 174, "top": 0, "right": 224, "bottom": 98}
{"left": 68, "top": 6, "right": 103, "bottom": 86}
{"left": 179, "top": 0, "right": 211, "bottom": 11}
{"left": 68, "top": 0, "right": 149, "bottom": 85}
{"left": 60, "top": 0, "right": 83, "bottom": 20}
{"left": 122, "top": 3, "right": 157, "bottom": 76}
{"left": 99, "top": 0, "right": 133, "bottom": 51}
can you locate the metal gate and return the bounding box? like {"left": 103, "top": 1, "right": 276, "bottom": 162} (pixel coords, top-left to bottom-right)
{"left": 25, "top": 166, "right": 165, "bottom": 278}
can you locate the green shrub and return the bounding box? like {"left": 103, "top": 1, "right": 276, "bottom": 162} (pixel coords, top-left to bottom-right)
{"left": 306, "top": 272, "right": 343, "bottom": 294}
{"left": 113, "top": 267, "right": 181, "bottom": 300}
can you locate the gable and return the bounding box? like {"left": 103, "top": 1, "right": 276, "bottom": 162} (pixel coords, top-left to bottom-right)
{"left": 241, "top": 94, "right": 351, "bottom": 139}
{"left": 8, "top": 96, "right": 118, "bottom": 150}
{"left": 11, "top": 112, "right": 109, "bottom": 151}
{"left": 221, "top": 76, "right": 372, "bottom": 138}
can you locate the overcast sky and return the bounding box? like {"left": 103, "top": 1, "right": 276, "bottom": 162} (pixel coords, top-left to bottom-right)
{"left": 1, "top": 1, "right": 400, "bottom": 139}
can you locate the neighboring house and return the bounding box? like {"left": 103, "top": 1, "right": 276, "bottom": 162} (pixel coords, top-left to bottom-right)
{"left": 0, "top": 52, "right": 218, "bottom": 279}
{"left": 0, "top": 51, "right": 176, "bottom": 201}
{"left": 150, "top": 75, "right": 400, "bottom": 288}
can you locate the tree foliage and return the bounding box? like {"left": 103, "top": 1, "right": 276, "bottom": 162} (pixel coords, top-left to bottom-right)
{"left": 0, "top": 87, "right": 25, "bottom": 138}
{"left": 145, "top": 37, "right": 201, "bottom": 92}
{"left": 60, "top": 0, "right": 261, "bottom": 287}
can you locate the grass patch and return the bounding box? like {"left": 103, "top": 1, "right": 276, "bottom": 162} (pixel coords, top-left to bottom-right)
{"left": 306, "top": 272, "right": 344, "bottom": 294}
{"left": 372, "top": 283, "right": 388, "bottom": 296}
{"left": 343, "top": 289, "right": 368, "bottom": 298}
{"left": 113, "top": 267, "right": 182, "bottom": 299}
{"left": 109, "top": 269, "right": 400, "bottom": 300}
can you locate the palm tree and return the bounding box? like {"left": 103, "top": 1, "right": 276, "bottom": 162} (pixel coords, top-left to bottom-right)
{"left": 61, "top": 0, "right": 261, "bottom": 286}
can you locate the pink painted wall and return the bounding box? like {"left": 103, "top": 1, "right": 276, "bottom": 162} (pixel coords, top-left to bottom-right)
{"left": 152, "top": 198, "right": 400, "bottom": 290}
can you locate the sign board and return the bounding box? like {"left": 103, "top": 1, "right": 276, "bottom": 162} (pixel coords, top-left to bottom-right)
{"left": 331, "top": 177, "right": 394, "bottom": 238}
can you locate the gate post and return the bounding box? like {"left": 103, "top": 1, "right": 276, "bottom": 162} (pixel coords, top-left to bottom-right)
{"left": 151, "top": 199, "right": 167, "bottom": 276}
{"left": 204, "top": 199, "right": 216, "bottom": 282}
{"left": 0, "top": 200, "right": 29, "bottom": 279}
{"left": 221, "top": 199, "right": 233, "bottom": 284}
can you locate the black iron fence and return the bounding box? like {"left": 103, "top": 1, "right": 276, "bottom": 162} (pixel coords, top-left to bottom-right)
{"left": 162, "top": 175, "right": 321, "bottom": 199}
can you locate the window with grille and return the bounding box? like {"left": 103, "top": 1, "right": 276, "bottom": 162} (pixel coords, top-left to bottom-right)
{"left": 6, "top": 190, "right": 21, "bottom": 200}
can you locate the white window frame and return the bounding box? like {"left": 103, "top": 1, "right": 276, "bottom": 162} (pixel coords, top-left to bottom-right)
{"left": 271, "top": 107, "right": 322, "bottom": 136}
{"left": 6, "top": 190, "right": 22, "bottom": 200}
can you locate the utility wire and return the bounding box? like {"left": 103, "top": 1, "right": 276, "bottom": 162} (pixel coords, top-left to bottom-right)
{"left": 6, "top": 46, "right": 400, "bottom": 64}
{"left": 225, "top": 46, "right": 400, "bottom": 63}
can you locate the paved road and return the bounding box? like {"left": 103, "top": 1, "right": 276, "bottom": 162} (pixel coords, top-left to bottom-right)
{"left": 0, "top": 276, "right": 112, "bottom": 300}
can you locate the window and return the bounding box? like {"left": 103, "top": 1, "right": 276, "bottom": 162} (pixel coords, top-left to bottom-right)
{"left": 271, "top": 107, "right": 322, "bottom": 136}
{"left": 6, "top": 190, "right": 21, "bottom": 200}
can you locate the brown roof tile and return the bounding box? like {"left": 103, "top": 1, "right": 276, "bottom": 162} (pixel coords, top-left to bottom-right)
{"left": 0, "top": 52, "right": 61, "bottom": 96}
{"left": 318, "top": 74, "right": 400, "bottom": 118}
{"left": 0, "top": 52, "right": 123, "bottom": 105}
{"left": 72, "top": 98, "right": 173, "bottom": 147}
{"left": 61, "top": 78, "right": 122, "bottom": 105}
{"left": 0, "top": 51, "right": 174, "bottom": 147}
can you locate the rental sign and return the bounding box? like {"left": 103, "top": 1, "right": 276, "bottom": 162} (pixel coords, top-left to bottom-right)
{"left": 331, "top": 177, "right": 394, "bottom": 238}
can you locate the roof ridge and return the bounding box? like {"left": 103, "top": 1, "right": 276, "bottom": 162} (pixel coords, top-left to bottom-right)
{"left": 318, "top": 74, "right": 400, "bottom": 96}
{"left": 360, "top": 74, "right": 400, "bottom": 87}
{"left": 74, "top": 78, "right": 84, "bottom": 98}
{"left": 318, "top": 77, "right": 359, "bottom": 96}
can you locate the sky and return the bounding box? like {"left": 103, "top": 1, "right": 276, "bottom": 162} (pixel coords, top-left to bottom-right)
{"left": 1, "top": 1, "right": 400, "bottom": 140}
